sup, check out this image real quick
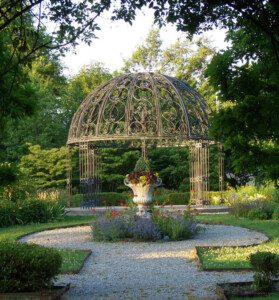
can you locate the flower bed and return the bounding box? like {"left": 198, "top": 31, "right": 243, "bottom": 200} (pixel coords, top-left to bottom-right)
{"left": 91, "top": 208, "right": 201, "bottom": 242}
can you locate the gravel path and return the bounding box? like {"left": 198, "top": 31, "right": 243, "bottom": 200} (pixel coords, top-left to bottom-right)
{"left": 20, "top": 225, "right": 268, "bottom": 300}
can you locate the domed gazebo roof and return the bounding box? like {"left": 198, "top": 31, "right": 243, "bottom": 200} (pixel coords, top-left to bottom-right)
{"left": 67, "top": 72, "right": 209, "bottom": 146}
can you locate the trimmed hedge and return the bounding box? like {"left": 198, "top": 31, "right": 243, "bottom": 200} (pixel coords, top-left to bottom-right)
{"left": 70, "top": 192, "right": 131, "bottom": 207}
{"left": 154, "top": 193, "right": 190, "bottom": 205}
{"left": 250, "top": 251, "right": 279, "bottom": 292}
{"left": 230, "top": 199, "right": 278, "bottom": 220}
{"left": 0, "top": 242, "right": 62, "bottom": 292}
{"left": 68, "top": 191, "right": 227, "bottom": 207}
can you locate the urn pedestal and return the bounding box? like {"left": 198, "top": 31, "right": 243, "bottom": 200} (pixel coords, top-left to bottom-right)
{"left": 124, "top": 178, "right": 162, "bottom": 217}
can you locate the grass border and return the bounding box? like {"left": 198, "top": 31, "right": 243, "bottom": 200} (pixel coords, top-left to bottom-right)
{"left": 61, "top": 249, "right": 92, "bottom": 274}
{"left": 15, "top": 222, "right": 93, "bottom": 274}
{"left": 195, "top": 221, "right": 271, "bottom": 272}
{"left": 16, "top": 223, "right": 91, "bottom": 241}
{"left": 195, "top": 245, "right": 254, "bottom": 272}
{"left": 6, "top": 220, "right": 94, "bottom": 275}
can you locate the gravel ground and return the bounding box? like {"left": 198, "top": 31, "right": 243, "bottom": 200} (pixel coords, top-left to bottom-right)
{"left": 20, "top": 225, "right": 268, "bottom": 300}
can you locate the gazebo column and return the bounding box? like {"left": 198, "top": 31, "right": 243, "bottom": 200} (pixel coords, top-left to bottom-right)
{"left": 79, "top": 142, "right": 101, "bottom": 208}
{"left": 218, "top": 143, "right": 225, "bottom": 204}
{"left": 66, "top": 146, "right": 72, "bottom": 208}
{"left": 141, "top": 139, "right": 148, "bottom": 159}
{"left": 189, "top": 142, "right": 210, "bottom": 206}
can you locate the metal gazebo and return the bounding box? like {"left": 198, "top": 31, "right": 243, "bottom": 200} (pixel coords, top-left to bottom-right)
{"left": 66, "top": 72, "right": 224, "bottom": 207}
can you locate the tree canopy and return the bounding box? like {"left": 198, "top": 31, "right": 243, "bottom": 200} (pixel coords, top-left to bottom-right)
{"left": 1, "top": 1, "right": 278, "bottom": 66}
{"left": 207, "top": 10, "right": 279, "bottom": 185}
{"left": 1, "top": 0, "right": 279, "bottom": 188}
{"left": 123, "top": 27, "right": 217, "bottom": 110}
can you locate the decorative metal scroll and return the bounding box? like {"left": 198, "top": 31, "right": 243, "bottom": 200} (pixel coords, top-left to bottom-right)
{"left": 189, "top": 142, "right": 210, "bottom": 206}
{"left": 218, "top": 144, "right": 225, "bottom": 204}
{"left": 66, "top": 72, "right": 216, "bottom": 207}
{"left": 79, "top": 142, "right": 101, "bottom": 208}
{"left": 67, "top": 72, "right": 209, "bottom": 146}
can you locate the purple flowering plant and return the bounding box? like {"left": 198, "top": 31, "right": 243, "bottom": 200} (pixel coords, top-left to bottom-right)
{"left": 91, "top": 207, "right": 200, "bottom": 242}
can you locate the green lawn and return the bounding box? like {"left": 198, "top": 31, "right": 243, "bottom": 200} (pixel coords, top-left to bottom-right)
{"left": 230, "top": 293, "right": 279, "bottom": 300}
{"left": 0, "top": 215, "right": 96, "bottom": 274}
{"left": 58, "top": 248, "right": 92, "bottom": 273}
{"left": 196, "top": 214, "right": 279, "bottom": 270}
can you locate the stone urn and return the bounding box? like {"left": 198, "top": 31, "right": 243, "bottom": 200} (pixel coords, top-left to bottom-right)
{"left": 124, "top": 177, "right": 162, "bottom": 217}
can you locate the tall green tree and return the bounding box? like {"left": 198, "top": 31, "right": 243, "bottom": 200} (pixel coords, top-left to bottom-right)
{"left": 19, "top": 144, "right": 70, "bottom": 189}
{"left": 207, "top": 21, "right": 279, "bottom": 185}
{"left": 123, "top": 27, "right": 162, "bottom": 72}
{"left": 0, "top": 23, "right": 36, "bottom": 130}
{"left": 123, "top": 27, "right": 217, "bottom": 110}
{"left": 62, "top": 63, "right": 112, "bottom": 127}
{"left": 2, "top": 1, "right": 277, "bottom": 64}
{"left": 2, "top": 55, "right": 67, "bottom": 162}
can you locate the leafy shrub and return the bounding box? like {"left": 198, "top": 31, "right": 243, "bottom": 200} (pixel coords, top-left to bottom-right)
{"left": 154, "top": 192, "right": 190, "bottom": 205}
{"left": 230, "top": 201, "right": 252, "bottom": 218}
{"left": 61, "top": 191, "right": 235, "bottom": 207}
{"left": 0, "top": 242, "right": 62, "bottom": 292}
{"left": 100, "top": 192, "right": 130, "bottom": 206}
{"left": 17, "top": 199, "right": 51, "bottom": 223}
{"left": 134, "top": 157, "right": 150, "bottom": 172}
{"left": 0, "top": 200, "right": 17, "bottom": 227}
{"left": 208, "top": 191, "right": 229, "bottom": 205}
{"left": 272, "top": 188, "right": 279, "bottom": 204}
{"left": 247, "top": 208, "right": 269, "bottom": 220}
{"left": 231, "top": 199, "right": 275, "bottom": 219}
{"left": 0, "top": 179, "right": 36, "bottom": 203}
{"left": 0, "top": 163, "right": 17, "bottom": 186}
{"left": 61, "top": 192, "right": 131, "bottom": 207}
{"left": 272, "top": 206, "right": 279, "bottom": 220}
{"left": 153, "top": 188, "right": 177, "bottom": 196}
{"left": 250, "top": 251, "right": 279, "bottom": 292}
{"left": 0, "top": 199, "right": 65, "bottom": 227}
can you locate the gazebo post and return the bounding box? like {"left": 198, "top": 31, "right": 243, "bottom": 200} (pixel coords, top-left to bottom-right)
{"left": 79, "top": 142, "right": 101, "bottom": 208}
{"left": 218, "top": 143, "right": 225, "bottom": 204}
{"left": 66, "top": 145, "right": 72, "bottom": 208}
{"left": 141, "top": 139, "right": 148, "bottom": 159}
{"left": 189, "top": 141, "right": 210, "bottom": 206}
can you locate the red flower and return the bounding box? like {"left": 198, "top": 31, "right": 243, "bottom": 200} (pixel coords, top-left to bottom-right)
{"left": 111, "top": 211, "right": 120, "bottom": 216}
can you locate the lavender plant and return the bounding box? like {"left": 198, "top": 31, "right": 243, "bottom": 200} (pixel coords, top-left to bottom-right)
{"left": 91, "top": 216, "right": 132, "bottom": 241}
{"left": 153, "top": 210, "right": 200, "bottom": 240}
{"left": 129, "top": 217, "right": 161, "bottom": 241}
{"left": 92, "top": 209, "right": 200, "bottom": 242}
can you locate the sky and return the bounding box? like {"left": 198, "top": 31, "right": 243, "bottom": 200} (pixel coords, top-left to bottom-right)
{"left": 61, "top": 8, "right": 228, "bottom": 76}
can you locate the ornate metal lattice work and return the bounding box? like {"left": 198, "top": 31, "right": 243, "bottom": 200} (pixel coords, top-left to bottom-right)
{"left": 189, "top": 142, "right": 210, "bottom": 206}
{"left": 79, "top": 142, "right": 101, "bottom": 208}
{"left": 67, "top": 72, "right": 209, "bottom": 146}
{"left": 66, "top": 72, "right": 223, "bottom": 208}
